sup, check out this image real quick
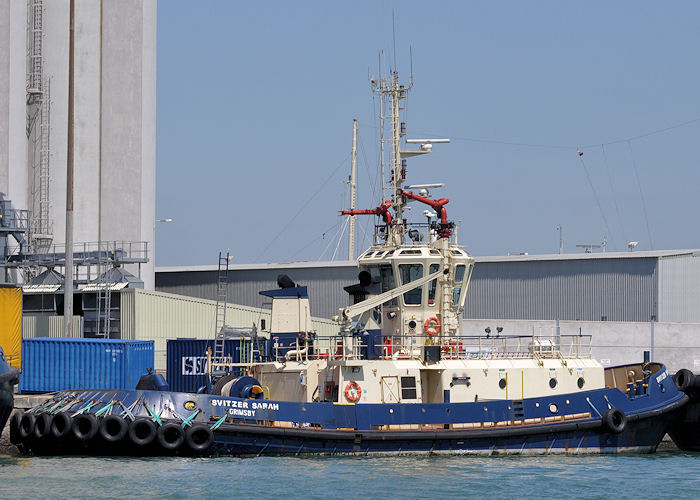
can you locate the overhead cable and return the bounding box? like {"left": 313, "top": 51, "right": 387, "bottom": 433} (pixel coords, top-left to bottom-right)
{"left": 627, "top": 141, "right": 654, "bottom": 250}
{"left": 413, "top": 115, "right": 700, "bottom": 152}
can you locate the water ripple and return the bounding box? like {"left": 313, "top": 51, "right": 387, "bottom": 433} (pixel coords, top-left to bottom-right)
{"left": 1, "top": 453, "right": 699, "bottom": 499}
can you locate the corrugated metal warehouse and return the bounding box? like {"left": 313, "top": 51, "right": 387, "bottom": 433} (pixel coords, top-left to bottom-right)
{"left": 465, "top": 250, "right": 700, "bottom": 322}
{"left": 155, "top": 249, "right": 700, "bottom": 323}
{"left": 156, "top": 261, "right": 358, "bottom": 320}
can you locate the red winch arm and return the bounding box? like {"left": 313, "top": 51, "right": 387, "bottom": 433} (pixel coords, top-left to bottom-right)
{"left": 400, "top": 190, "right": 453, "bottom": 237}
{"left": 341, "top": 201, "right": 393, "bottom": 225}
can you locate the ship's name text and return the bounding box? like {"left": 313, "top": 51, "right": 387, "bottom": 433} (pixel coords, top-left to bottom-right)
{"left": 210, "top": 399, "right": 279, "bottom": 411}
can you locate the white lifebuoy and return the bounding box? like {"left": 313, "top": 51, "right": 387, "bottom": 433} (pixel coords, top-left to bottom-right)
{"left": 344, "top": 381, "right": 362, "bottom": 402}
{"left": 424, "top": 317, "right": 441, "bottom": 336}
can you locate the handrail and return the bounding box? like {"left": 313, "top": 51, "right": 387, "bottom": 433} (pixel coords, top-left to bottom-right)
{"left": 314, "top": 334, "right": 594, "bottom": 362}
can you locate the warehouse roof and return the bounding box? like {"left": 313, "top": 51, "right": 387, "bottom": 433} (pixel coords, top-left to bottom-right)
{"left": 474, "top": 249, "right": 700, "bottom": 263}
{"left": 156, "top": 250, "right": 700, "bottom": 273}
{"left": 156, "top": 260, "right": 356, "bottom": 273}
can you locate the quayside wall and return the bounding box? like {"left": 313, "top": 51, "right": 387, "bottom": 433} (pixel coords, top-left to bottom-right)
{"left": 462, "top": 319, "right": 700, "bottom": 374}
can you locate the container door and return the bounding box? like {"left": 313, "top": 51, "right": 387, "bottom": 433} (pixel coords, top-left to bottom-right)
{"left": 381, "top": 376, "right": 399, "bottom": 403}
{"left": 0, "top": 287, "right": 22, "bottom": 369}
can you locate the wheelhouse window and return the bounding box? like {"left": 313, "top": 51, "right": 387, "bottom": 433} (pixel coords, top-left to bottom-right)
{"left": 367, "top": 264, "right": 397, "bottom": 307}
{"left": 452, "top": 264, "right": 466, "bottom": 306}
{"left": 428, "top": 263, "right": 439, "bottom": 304}
{"left": 399, "top": 264, "right": 423, "bottom": 305}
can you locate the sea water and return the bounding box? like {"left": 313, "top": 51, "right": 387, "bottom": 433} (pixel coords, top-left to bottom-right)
{"left": 2, "top": 451, "right": 700, "bottom": 499}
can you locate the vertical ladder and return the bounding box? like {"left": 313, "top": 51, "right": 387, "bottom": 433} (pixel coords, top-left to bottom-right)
{"left": 37, "top": 79, "right": 51, "bottom": 239}
{"left": 94, "top": 242, "right": 113, "bottom": 338}
{"left": 28, "top": 0, "right": 44, "bottom": 94}
{"left": 102, "top": 286, "right": 112, "bottom": 338}
{"left": 95, "top": 284, "right": 112, "bottom": 338}
{"left": 213, "top": 251, "right": 230, "bottom": 360}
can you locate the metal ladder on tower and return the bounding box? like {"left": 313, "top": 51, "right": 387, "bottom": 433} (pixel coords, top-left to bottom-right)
{"left": 213, "top": 251, "right": 230, "bottom": 361}
{"left": 95, "top": 243, "right": 112, "bottom": 338}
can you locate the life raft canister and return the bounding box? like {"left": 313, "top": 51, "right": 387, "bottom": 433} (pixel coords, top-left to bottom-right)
{"left": 344, "top": 381, "right": 362, "bottom": 402}
{"left": 424, "top": 316, "right": 441, "bottom": 336}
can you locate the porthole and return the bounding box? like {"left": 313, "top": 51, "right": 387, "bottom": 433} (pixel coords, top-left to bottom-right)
{"left": 498, "top": 379, "right": 507, "bottom": 389}
{"left": 408, "top": 320, "right": 417, "bottom": 329}
{"left": 549, "top": 378, "right": 558, "bottom": 389}
{"left": 549, "top": 403, "right": 558, "bottom": 414}
{"left": 577, "top": 377, "right": 585, "bottom": 389}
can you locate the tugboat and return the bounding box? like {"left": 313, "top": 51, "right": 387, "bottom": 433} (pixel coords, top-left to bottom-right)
{"left": 11, "top": 69, "right": 689, "bottom": 456}
{"left": 0, "top": 344, "right": 20, "bottom": 435}
{"left": 666, "top": 369, "right": 700, "bottom": 451}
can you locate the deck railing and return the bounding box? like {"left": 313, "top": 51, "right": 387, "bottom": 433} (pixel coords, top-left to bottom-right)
{"left": 313, "top": 334, "right": 593, "bottom": 362}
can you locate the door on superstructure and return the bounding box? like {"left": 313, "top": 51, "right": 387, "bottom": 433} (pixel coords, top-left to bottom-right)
{"left": 381, "top": 376, "right": 400, "bottom": 403}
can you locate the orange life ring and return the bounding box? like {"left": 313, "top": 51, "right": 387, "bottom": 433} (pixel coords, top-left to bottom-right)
{"left": 344, "top": 381, "right": 362, "bottom": 402}
{"left": 424, "top": 317, "right": 441, "bottom": 336}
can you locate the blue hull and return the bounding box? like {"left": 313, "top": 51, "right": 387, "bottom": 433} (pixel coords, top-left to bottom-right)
{"left": 15, "top": 396, "right": 684, "bottom": 456}
{"left": 11, "top": 370, "right": 687, "bottom": 456}
{"left": 207, "top": 411, "right": 678, "bottom": 455}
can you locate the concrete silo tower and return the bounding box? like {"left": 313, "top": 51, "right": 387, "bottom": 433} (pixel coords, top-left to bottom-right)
{"left": 0, "top": 0, "right": 157, "bottom": 289}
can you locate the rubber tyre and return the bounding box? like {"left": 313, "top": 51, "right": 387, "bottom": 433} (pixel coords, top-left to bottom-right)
{"left": 9, "top": 412, "right": 23, "bottom": 445}
{"left": 99, "top": 415, "right": 128, "bottom": 443}
{"left": 185, "top": 424, "right": 214, "bottom": 453}
{"left": 674, "top": 369, "right": 695, "bottom": 392}
{"left": 18, "top": 412, "right": 36, "bottom": 440}
{"left": 128, "top": 418, "right": 157, "bottom": 447}
{"left": 157, "top": 422, "right": 185, "bottom": 451}
{"left": 73, "top": 414, "right": 99, "bottom": 441}
{"left": 50, "top": 412, "right": 73, "bottom": 439}
{"left": 33, "top": 413, "right": 52, "bottom": 439}
{"left": 602, "top": 408, "right": 626, "bottom": 434}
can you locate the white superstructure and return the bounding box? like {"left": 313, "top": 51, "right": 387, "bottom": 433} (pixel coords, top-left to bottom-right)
{"left": 230, "top": 69, "right": 607, "bottom": 410}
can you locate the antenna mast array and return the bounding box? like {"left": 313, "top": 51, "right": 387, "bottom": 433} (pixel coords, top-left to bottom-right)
{"left": 371, "top": 69, "right": 412, "bottom": 245}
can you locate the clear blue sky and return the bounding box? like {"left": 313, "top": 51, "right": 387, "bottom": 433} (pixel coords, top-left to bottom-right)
{"left": 155, "top": 1, "right": 700, "bottom": 267}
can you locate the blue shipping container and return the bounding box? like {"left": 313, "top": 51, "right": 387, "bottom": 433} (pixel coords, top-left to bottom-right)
{"left": 19, "top": 337, "right": 154, "bottom": 393}
{"left": 166, "top": 339, "right": 243, "bottom": 393}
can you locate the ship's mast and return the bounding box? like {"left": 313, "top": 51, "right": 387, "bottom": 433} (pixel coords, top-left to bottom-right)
{"left": 372, "top": 71, "right": 411, "bottom": 246}
{"left": 348, "top": 119, "right": 358, "bottom": 260}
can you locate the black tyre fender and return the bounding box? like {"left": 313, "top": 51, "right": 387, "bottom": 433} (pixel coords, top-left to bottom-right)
{"left": 9, "top": 412, "right": 23, "bottom": 445}
{"left": 33, "top": 413, "right": 52, "bottom": 439}
{"left": 185, "top": 424, "right": 214, "bottom": 453}
{"left": 99, "top": 414, "right": 128, "bottom": 443}
{"left": 50, "top": 412, "right": 73, "bottom": 439}
{"left": 18, "top": 412, "right": 36, "bottom": 440}
{"left": 602, "top": 408, "right": 626, "bottom": 434}
{"left": 73, "top": 414, "right": 99, "bottom": 441}
{"left": 128, "top": 418, "right": 157, "bottom": 447}
{"left": 674, "top": 369, "right": 695, "bottom": 392}
{"left": 157, "top": 422, "right": 185, "bottom": 451}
